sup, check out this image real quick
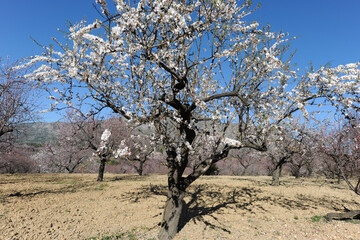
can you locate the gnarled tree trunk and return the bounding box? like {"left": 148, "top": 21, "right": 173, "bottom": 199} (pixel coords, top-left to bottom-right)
{"left": 158, "top": 147, "right": 187, "bottom": 240}
{"left": 158, "top": 190, "right": 186, "bottom": 240}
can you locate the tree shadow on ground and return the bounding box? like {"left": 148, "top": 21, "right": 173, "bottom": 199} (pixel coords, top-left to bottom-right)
{"left": 1, "top": 176, "right": 102, "bottom": 202}
{"left": 121, "top": 183, "right": 360, "bottom": 234}
{"left": 111, "top": 174, "right": 150, "bottom": 182}
{"left": 3, "top": 182, "right": 93, "bottom": 201}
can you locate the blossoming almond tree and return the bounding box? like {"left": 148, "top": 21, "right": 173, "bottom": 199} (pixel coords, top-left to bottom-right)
{"left": 21, "top": 0, "right": 360, "bottom": 238}
{"left": 90, "top": 116, "right": 131, "bottom": 181}
{"left": 120, "top": 127, "right": 158, "bottom": 176}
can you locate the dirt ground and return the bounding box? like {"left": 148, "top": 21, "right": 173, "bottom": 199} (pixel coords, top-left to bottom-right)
{"left": 1, "top": 174, "right": 360, "bottom": 240}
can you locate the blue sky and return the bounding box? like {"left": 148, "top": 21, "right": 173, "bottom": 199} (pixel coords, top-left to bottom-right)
{"left": 1, "top": 0, "right": 359, "bottom": 121}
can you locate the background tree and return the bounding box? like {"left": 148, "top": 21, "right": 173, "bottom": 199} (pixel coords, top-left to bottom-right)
{"left": 0, "top": 58, "right": 38, "bottom": 173}
{"left": 108, "top": 121, "right": 167, "bottom": 176}
{"left": 315, "top": 116, "right": 360, "bottom": 184}
{"left": 32, "top": 110, "right": 98, "bottom": 173}
{"left": 265, "top": 128, "right": 301, "bottom": 186}
{"left": 340, "top": 117, "right": 360, "bottom": 194}
{"left": 288, "top": 144, "right": 315, "bottom": 179}
{"left": 93, "top": 116, "right": 130, "bottom": 181}
{"left": 121, "top": 130, "right": 157, "bottom": 176}
{"left": 0, "top": 144, "right": 36, "bottom": 174}
{"left": 314, "top": 122, "right": 354, "bottom": 184}
{"left": 0, "top": 58, "right": 36, "bottom": 138}
{"left": 21, "top": 0, "right": 360, "bottom": 238}
{"left": 321, "top": 116, "right": 360, "bottom": 221}
{"left": 287, "top": 124, "right": 317, "bottom": 178}
{"left": 220, "top": 148, "right": 259, "bottom": 176}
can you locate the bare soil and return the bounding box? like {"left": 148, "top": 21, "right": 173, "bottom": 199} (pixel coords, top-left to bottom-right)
{"left": 1, "top": 174, "right": 360, "bottom": 240}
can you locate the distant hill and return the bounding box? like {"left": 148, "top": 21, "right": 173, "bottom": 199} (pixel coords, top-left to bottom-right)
{"left": 17, "top": 122, "right": 60, "bottom": 146}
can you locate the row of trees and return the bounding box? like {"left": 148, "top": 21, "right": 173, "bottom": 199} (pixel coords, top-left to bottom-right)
{"left": 4, "top": 110, "right": 360, "bottom": 188}
{"left": 31, "top": 111, "right": 166, "bottom": 180}
{"left": 1, "top": 56, "right": 359, "bottom": 186}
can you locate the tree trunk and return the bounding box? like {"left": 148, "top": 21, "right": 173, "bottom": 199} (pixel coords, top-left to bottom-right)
{"left": 97, "top": 158, "right": 106, "bottom": 182}
{"left": 138, "top": 161, "right": 143, "bottom": 176}
{"left": 158, "top": 146, "right": 189, "bottom": 240}
{"left": 271, "top": 157, "right": 287, "bottom": 186}
{"left": 293, "top": 166, "right": 301, "bottom": 178}
{"left": 158, "top": 191, "right": 185, "bottom": 240}
{"left": 337, "top": 173, "right": 342, "bottom": 184}
{"left": 271, "top": 165, "right": 282, "bottom": 186}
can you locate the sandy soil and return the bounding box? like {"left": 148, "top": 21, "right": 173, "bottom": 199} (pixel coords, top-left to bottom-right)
{"left": 1, "top": 173, "right": 360, "bottom": 240}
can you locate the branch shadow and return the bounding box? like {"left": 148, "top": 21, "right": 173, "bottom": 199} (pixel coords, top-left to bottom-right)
{"left": 111, "top": 174, "right": 150, "bottom": 182}
{"left": 4, "top": 182, "right": 93, "bottom": 200}
{"left": 178, "top": 184, "right": 269, "bottom": 234}
{"left": 123, "top": 182, "right": 360, "bottom": 235}
{"left": 2, "top": 175, "right": 104, "bottom": 201}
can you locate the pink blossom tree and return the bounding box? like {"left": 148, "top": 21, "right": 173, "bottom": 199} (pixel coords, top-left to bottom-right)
{"left": 21, "top": 0, "right": 360, "bottom": 238}
{"left": 316, "top": 117, "right": 360, "bottom": 221}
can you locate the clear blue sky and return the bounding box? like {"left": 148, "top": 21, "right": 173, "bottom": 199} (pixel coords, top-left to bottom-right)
{"left": 1, "top": 0, "right": 359, "bottom": 121}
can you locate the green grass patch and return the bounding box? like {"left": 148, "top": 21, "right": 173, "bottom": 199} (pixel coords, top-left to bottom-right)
{"left": 310, "top": 215, "right": 323, "bottom": 222}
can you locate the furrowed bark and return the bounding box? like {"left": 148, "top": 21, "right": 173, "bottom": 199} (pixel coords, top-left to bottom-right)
{"left": 158, "top": 190, "right": 185, "bottom": 240}
{"left": 158, "top": 149, "right": 186, "bottom": 240}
